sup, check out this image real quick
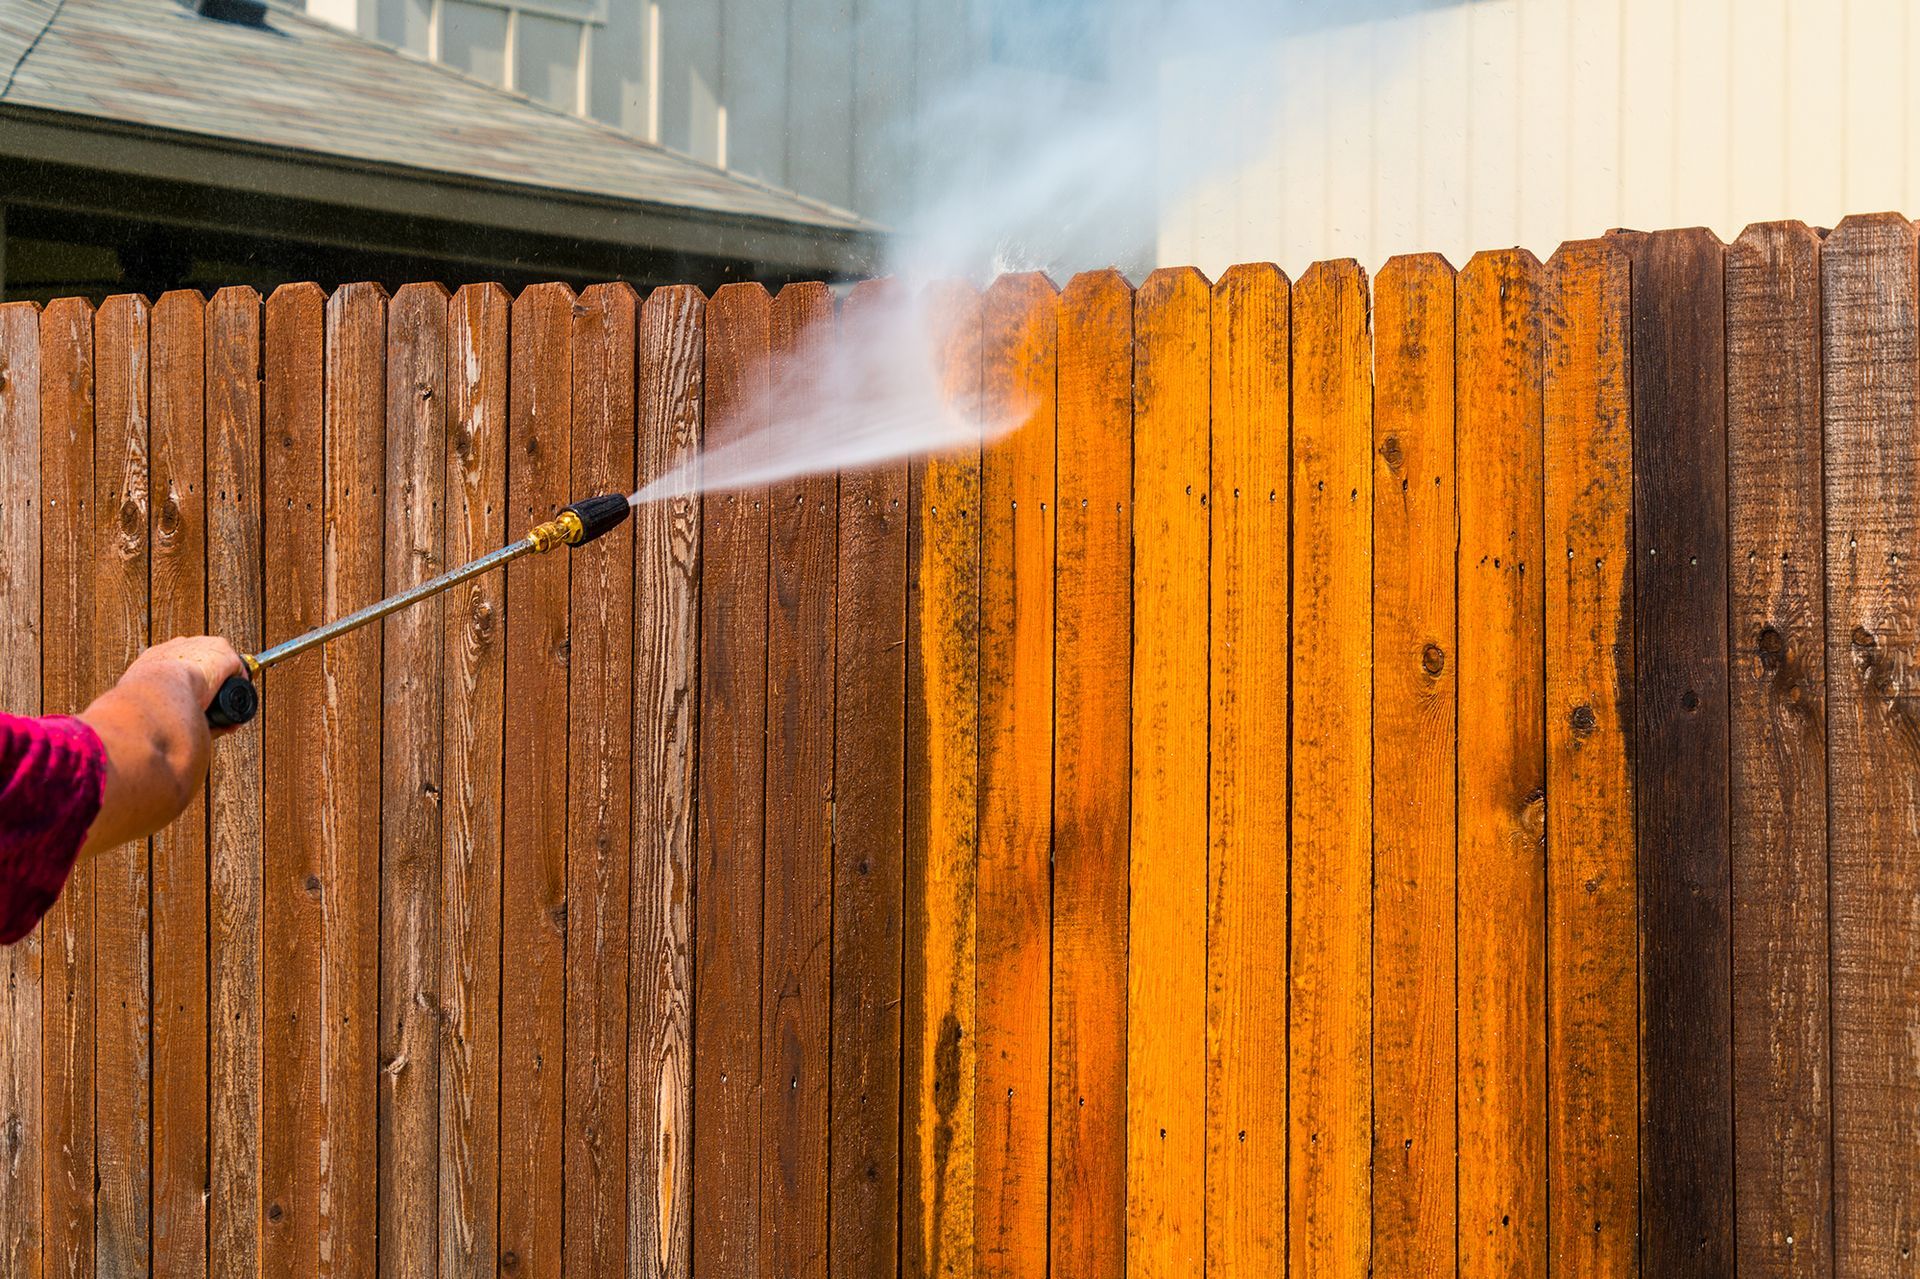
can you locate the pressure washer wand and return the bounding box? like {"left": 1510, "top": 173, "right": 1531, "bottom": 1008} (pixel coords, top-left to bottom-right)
{"left": 205, "top": 493, "right": 633, "bottom": 728}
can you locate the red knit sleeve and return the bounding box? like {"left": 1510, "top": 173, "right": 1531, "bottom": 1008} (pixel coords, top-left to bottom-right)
{"left": 0, "top": 713, "right": 106, "bottom": 945}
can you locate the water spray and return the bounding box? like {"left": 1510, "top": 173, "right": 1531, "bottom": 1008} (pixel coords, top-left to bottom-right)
{"left": 204, "top": 493, "right": 633, "bottom": 728}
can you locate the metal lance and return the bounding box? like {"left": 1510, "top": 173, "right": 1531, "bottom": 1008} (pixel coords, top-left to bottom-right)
{"left": 204, "top": 493, "right": 632, "bottom": 728}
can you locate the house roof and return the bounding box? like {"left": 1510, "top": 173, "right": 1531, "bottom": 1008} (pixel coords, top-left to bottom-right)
{"left": 0, "top": 0, "right": 881, "bottom": 272}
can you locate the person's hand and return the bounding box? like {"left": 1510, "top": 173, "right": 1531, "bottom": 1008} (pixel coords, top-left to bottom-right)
{"left": 77, "top": 636, "right": 245, "bottom": 859}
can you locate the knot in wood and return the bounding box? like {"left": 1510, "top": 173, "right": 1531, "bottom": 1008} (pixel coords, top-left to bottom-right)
{"left": 1757, "top": 626, "right": 1786, "bottom": 671}
{"left": 1521, "top": 789, "right": 1547, "bottom": 841}
{"left": 1380, "top": 435, "right": 1404, "bottom": 471}
{"left": 1420, "top": 643, "right": 1445, "bottom": 676}
{"left": 1852, "top": 625, "right": 1876, "bottom": 649}
{"left": 1570, "top": 704, "right": 1597, "bottom": 736}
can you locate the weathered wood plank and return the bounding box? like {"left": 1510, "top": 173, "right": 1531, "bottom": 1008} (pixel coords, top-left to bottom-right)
{"left": 1823, "top": 212, "right": 1920, "bottom": 1275}
{"left": 440, "top": 283, "right": 509, "bottom": 1279}
{"left": 1727, "top": 221, "right": 1831, "bottom": 1279}
{"left": 976, "top": 271, "right": 1056, "bottom": 1279}
{"left": 379, "top": 282, "right": 449, "bottom": 1279}
{"left": 1127, "top": 266, "right": 1208, "bottom": 1279}
{"left": 902, "top": 282, "right": 981, "bottom": 1279}
{"left": 149, "top": 288, "right": 208, "bottom": 1279}
{"left": 1542, "top": 239, "right": 1639, "bottom": 1277}
{"left": 692, "top": 282, "right": 771, "bottom": 1279}
{"left": 1289, "top": 260, "right": 1373, "bottom": 1279}
{"left": 630, "top": 283, "right": 703, "bottom": 1279}
{"left": 565, "top": 282, "right": 637, "bottom": 1279}
{"left": 1370, "top": 253, "right": 1457, "bottom": 1279}
{"left": 500, "top": 282, "right": 574, "bottom": 1279}
{"left": 1051, "top": 268, "right": 1131, "bottom": 1279}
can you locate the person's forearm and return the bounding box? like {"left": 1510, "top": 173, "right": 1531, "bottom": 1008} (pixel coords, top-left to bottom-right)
{"left": 77, "top": 672, "right": 209, "bottom": 858}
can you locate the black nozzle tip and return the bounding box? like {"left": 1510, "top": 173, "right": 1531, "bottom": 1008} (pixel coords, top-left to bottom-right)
{"left": 563, "top": 493, "right": 632, "bottom": 547}
{"left": 207, "top": 673, "right": 258, "bottom": 728}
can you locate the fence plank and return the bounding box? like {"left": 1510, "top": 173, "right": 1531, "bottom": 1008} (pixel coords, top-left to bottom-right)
{"left": 693, "top": 282, "right": 771, "bottom": 1279}
{"left": 566, "top": 282, "right": 637, "bottom": 1279}
{"left": 976, "top": 272, "right": 1057, "bottom": 1279}
{"left": 1052, "top": 268, "right": 1131, "bottom": 1279}
{"left": 150, "top": 289, "right": 208, "bottom": 1279}
{"left": 379, "top": 282, "right": 448, "bottom": 1279}
{"left": 761, "top": 282, "right": 836, "bottom": 1279}
{"left": 630, "top": 283, "right": 703, "bottom": 1279}
{"left": 1823, "top": 212, "right": 1920, "bottom": 1274}
{"left": 1370, "top": 253, "right": 1457, "bottom": 1279}
{"left": 1127, "top": 267, "right": 1208, "bottom": 1279}
{"left": 1617, "top": 226, "right": 1735, "bottom": 1275}
{"left": 206, "top": 286, "right": 264, "bottom": 1279}
{"left": 1727, "top": 221, "right": 1831, "bottom": 1279}
{"left": 1542, "top": 240, "right": 1638, "bottom": 1277}
{"left": 38, "top": 296, "right": 95, "bottom": 1279}
{"left": 92, "top": 292, "right": 151, "bottom": 1279}
{"left": 1289, "top": 259, "right": 1373, "bottom": 1279}
{"left": 829, "top": 280, "right": 908, "bottom": 1279}
{"left": 0, "top": 300, "right": 42, "bottom": 1279}
{"left": 902, "top": 281, "right": 980, "bottom": 1279}
{"left": 1455, "top": 250, "right": 1547, "bottom": 1279}
{"left": 440, "top": 283, "right": 509, "bottom": 1279}
{"left": 1206, "top": 263, "right": 1289, "bottom": 1275}
{"left": 501, "top": 282, "right": 574, "bottom": 1279}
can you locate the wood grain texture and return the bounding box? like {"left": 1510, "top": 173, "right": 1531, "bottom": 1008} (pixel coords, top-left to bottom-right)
{"left": 976, "top": 271, "right": 1056, "bottom": 1279}
{"left": 92, "top": 292, "right": 152, "bottom": 1279}
{"left": 1822, "top": 212, "right": 1920, "bottom": 1275}
{"left": 565, "top": 282, "right": 637, "bottom": 1279}
{"left": 149, "top": 289, "right": 209, "bottom": 1279}
{"left": 37, "top": 296, "right": 96, "bottom": 1279}
{"left": 440, "top": 283, "right": 509, "bottom": 1279}
{"left": 1727, "top": 221, "right": 1831, "bottom": 1279}
{"left": 761, "top": 282, "right": 835, "bottom": 1279}
{"left": 1206, "top": 263, "right": 1289, "bottom": 1277}
{"left": 902, "top": 282, "right": 981, "bottom": 1279}
{"left": 630, "top": 284, "right": 703, "bottom": 1279}
{"left": 379, "top": 282, "right": 448, "bottom": 1279}
{"left": 206, "top": 286, "right": 264, "bottom": 1279}
{"left": 1542, "top": 240, "right": 1638, "bottom": 1278}
{"left": 1051, "top": 268, "right": 1131, "bottom": 1279}
{"left": 1288, "top": 260, "right": 1373, "bottom": 1279}
{"left": 829, "top": 280, "right": 908, "bottom": 1279}
{"left": 1369, "top": 253, "right": 1457, "bottom": 1279}
{"left": 0, "top": 300, "right": 42, "bottom": 1279}
{"left": 1617, "top": 227, "right": 1735, "bottom": 1275}
{"left": 1455, "top": 250, "right": 1547, "bottom": 1279}
{"left": 1127, "top": 267, "right": 1208, "bottom": 1279}
{"left": 692, "top": 282, "right": 771, "bottom": 1279}
{"left": 501, "top": 282, "right": 573, "bottom": 1279}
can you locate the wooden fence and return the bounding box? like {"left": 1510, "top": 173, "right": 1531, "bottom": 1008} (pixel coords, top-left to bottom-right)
{"left": 0, "top": 215, "right": 1914, "bottom": 1278}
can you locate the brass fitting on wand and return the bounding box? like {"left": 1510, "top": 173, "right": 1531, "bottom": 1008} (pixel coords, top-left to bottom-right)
{"left": 527, "top": 509, "right": 586, "bottom": 552}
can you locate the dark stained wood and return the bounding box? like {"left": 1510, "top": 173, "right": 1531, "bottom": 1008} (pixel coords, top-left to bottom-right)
{"left": 976, "top": 271, "right": 1056, "bottom": 1279}
{"left": 1051, "top": 268, "right": 1130, "bottom": 1279}
{"left": 1822, "top": 212, "right": 1920, "bottom": 1274}
{"left": 149, "top": 289, "right": 209, "bottom": 1279}
{"left": 1727, "top": 221, "right": 1832, "bottom": 1278}
{"left": 205, "top": 286, "right": 264, "bottom": 1279}
{"left": 1369, "top": 254, "right": 1456, "bottom": 1279}
{"left": 379, "top": 282, "right": 448, "bottom": 1279}
{"left": 501, "top": 282, "right": 574, "bottom": 1279}
{"left": 693, "top": 282, "right": 772, "bottom": 1279}
{"left": 1616, "top": 226, "right": 1735, "bottom": 1275}
{"left": 440, "top": 283, "right": 509, "bottom": 1278}
{"left": 829, "top": 279, "right": 909, "bottom": 1279}
{"left": 630, "top": 283, "right": 703, "bottom": 1279}
{"left": 565, "top": 282, "right": 637, "bottom": 1278}
{"left": 37, "top": 295, "right": 96, "bottom": 1279}
{"left": 92, "top": 292, "right": 152, "bottom": 1279}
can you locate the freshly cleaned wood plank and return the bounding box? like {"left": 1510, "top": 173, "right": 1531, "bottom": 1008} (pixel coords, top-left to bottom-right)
{"left": 976, "top": 271, "right": 1056, "bottom": 1279}
{"left": 1128, "top": 266, "right": 1208, "bottom": 1279}
{"left": 1369, "top": 253, "right": 1456, "bottom": 1279}
{"left": 1542, "top": 240, "right": 1639, "bottom": 1278}
{"left": 1727, "top": 221, "right": 1831, "bottom": 1279}
{"left": 1289, "top": 260, "right": 1372, "bottom": 1279}
{"left": 1051, "top": 268, "right": 1131, "bottom": 1279}
{"left": 1455, "top": 249, "right": 1547, "bottom": 1279}
{"left": 630, "top": 283, "right": 703, "bottom": 1279}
